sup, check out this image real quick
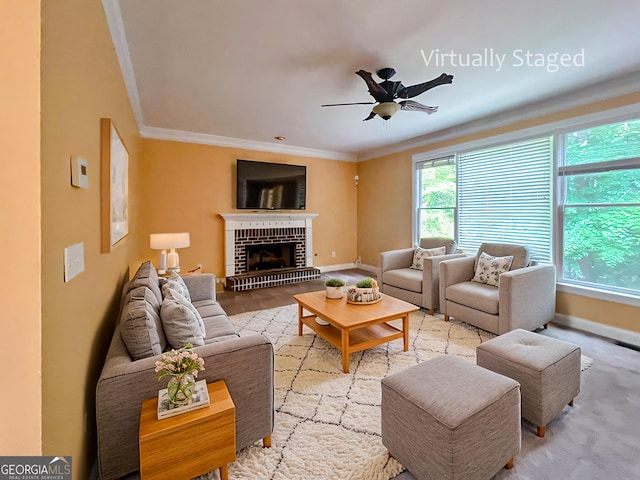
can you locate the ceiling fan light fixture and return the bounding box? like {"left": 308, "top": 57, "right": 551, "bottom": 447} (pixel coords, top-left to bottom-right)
{"left": 373, "top": 102, "right": 400, "bottom": 120}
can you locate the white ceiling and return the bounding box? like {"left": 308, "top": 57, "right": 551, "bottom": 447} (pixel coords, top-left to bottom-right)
{"left": 105, "top": 0, "right": 640, "bottom": 161}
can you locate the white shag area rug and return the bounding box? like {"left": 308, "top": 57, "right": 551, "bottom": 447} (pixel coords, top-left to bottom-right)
{"left": 198, "top": 305, "right": 592, "bottom": 480}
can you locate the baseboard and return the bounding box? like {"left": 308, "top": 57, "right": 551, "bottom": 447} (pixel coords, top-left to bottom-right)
{"left": 554, "top": 313, "right": 640, "bottom": 348}
{"left": 316, "top": 263, "right": 356, "bottom": 272}
{"left": 357, "top": 263, "right": 378, "bottom": 274}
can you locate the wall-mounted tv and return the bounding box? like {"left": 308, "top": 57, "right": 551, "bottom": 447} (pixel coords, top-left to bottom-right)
{"left": 236, "top": 159, "right": 306, "bottom": 210}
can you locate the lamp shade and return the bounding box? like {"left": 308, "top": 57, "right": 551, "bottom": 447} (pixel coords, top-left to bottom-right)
{"left": 150, "top": 232, "right": 190, "bottom": 250}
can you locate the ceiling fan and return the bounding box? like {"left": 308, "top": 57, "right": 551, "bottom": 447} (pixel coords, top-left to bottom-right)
{"left": 322, "top": 67, "right": 453, "bottom": 121}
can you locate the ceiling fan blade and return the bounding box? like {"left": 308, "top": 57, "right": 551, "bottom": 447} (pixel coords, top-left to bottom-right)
{"left": 355, "top": 70, "right": 392, "bottom": 103}
{"left": 397, "top": 73, "right": 453, "bottom": 99}
{"left": 399, "top": 100, "right": 439, "bottom": 114}
{"left": 321, "top": 102, "right": 376, "bottom": 107}
{"left": 362, "top": 111, "right": 376, "bottom": 121}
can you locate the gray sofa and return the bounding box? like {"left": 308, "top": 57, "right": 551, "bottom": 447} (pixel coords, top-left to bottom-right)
{"left": 439, "top": 243, "right": 556, "bottom": 335}
{"left": 379, "top": 237, "right": 465, "bottom": 314}
{"left": 96, "top": 262, "right": 274, "bottom": 480}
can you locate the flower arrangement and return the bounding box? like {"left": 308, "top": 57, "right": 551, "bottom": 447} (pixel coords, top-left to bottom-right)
{"left": 155, "top": 344, "right": 205, "bottom": 407}
{"left": 154, "top": 343, "right": 205, "bottom": 380}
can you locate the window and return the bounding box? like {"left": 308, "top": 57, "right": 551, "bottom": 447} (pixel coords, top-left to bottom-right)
{"left": 457, "top": 137, "right": 553, "bottom": 262}
{"left": 413, "top": 111, "right": 640, "bottom": 301}
{"left": 558, "top": 119, "right": 640, "bottom": 294}
{"left": 416, "top": 156, "right": 456, "bottom": 239}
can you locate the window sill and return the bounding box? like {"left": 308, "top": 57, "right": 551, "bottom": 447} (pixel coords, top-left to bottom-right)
{"left": 556, "top": 282, "right": 640, "bottom": 307}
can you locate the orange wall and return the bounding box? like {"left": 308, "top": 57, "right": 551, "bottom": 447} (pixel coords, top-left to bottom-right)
{"left": 359, "top": 92, "right": 640, "bottom": 334}
{"left": 138, "top": 139, "right": 358, "bottom": 280}
{"left": 41, "top": 0, "right": 141, "bottom": 477}
{"left": 0, "top": 0, "right": 42, "bottom": 455}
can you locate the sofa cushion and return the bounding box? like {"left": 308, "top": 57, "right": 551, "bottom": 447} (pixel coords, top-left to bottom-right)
{"left": 162, "top": 272, "right": 191, "bottom": 302}
{"left": 446, "top": 281, "right": 500, "bottom": 315}
{"left": 410, "top": 246, "right": 446, "bottom": 270}
{"left": 192, "top": 299, "right": 239, "bottom": 343}
{"left": 192, "top": 299, "right": 228, "bottom": 318}
{"left": 119, "top": 285, "right": 166, "bottom": 360}
{"left": 160, "top": 290, "right": 205, "bottom": 348}
{"left": 127, "top": 261, "right": 162, "bottom": 305}
{"left": 382, "top": 268, "right": 423, "bottom": 293}
{"left": 204, "top": 315, "right": 240, "bottom": 344}
{"left": 472, "top": 252, "right": 513, "bottom": 287}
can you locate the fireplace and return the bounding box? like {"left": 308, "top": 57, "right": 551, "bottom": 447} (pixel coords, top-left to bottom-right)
{"left": 220, "top": 213, "right": 321, "bottom": 291}
{"left": 246, "top": 243, "right": 296, "bottom": 272}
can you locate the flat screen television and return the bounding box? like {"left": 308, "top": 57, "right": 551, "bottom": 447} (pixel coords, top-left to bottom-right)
{"left": 236, "top": 159, "right": 306, "bottom": 210}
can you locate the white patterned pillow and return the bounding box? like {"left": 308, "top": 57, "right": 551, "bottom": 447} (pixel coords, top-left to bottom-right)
{"left": 472, "top": 252, "right": 514, "bottom": 286}
{"left": 164, "top": 288, "right": 206, "bottom": 336}
{"left": 162, "top": 272, "right": 191, "bottom": 302}
{"left": 160, "top": 288, "right": 205, "bottom": 349}
{"left": 410, "top": 246, "right": 447, "bottom": 270}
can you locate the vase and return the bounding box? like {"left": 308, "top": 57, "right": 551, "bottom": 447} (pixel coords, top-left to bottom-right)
{"left": 166, "top": 372, "right": 196, "bottom": 408}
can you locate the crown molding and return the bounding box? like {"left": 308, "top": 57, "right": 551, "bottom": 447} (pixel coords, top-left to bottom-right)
{"left": 102, "top": 0, "right": 145, "bottom": 131}
{"left": 104, "top": 1, "right": 355, "bottom": 162}
{"left": 103, "top": 0, "right": 639, "bottom": 164}
{"left": 139, "top": 126, "right": 357, "bottom": 161}
{"left": 358, "top": 70, "right": 640, "bottom": 161}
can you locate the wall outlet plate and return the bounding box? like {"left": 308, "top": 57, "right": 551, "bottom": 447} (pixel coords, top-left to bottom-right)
{"left": 71, "top": 155, "right": 89, "bottom": 188}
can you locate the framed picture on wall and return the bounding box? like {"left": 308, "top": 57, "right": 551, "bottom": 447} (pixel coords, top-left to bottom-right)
{"left": 100, "top": 118, "right": 129, "bottom": 253}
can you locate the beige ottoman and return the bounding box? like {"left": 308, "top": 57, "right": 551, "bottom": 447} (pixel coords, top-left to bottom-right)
{"left": 476, "top": 329, "right": 581, "bottom": 437}
{"left": 381, "top": 355, "right": 521, "bottom": 480}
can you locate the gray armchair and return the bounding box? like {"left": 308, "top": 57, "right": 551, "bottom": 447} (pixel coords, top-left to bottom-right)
{"left": 379, "top": 238, "right": 465, "bottom": 314}
{"left": 439, "top": 243, "right": 556, "bottom": 335}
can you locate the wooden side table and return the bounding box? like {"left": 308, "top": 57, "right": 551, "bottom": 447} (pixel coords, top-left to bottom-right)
{"left": 139, "top": 380, "right": 236, "bottom": 480}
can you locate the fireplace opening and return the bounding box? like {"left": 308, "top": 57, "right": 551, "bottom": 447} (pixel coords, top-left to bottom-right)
{"left": 246, "top": 243, "right": 296, "bottom": 272}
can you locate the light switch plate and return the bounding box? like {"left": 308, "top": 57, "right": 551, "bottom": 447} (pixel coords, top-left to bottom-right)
{"left": 70, "top": 155, "right": 89, "bottom": 188}
{"left": 64, "top": 242, "right": 85, "bottom": 282}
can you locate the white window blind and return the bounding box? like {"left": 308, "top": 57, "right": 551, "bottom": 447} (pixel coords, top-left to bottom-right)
{"left": 457, "top": 137, "right": 553, "bottom": 262}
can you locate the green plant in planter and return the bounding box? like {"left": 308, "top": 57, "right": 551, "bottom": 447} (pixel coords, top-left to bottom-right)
{"left": 355, "top": 278, "right": 375, "bottom": 289}
{"left": 325, "top": 278, "right": 346, "bottom": 287}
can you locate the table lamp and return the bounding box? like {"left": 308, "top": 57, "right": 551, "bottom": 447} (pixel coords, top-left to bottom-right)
{"left": 150, "top": 233, "right": 190, "bottom": 273}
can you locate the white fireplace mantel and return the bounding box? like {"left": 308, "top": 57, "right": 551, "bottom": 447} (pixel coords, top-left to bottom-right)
{"left": 220, "top": 213, "right": 318, "bottom": 277}
{"left": 220, "top": 212, "right": 318, "bottom": 228}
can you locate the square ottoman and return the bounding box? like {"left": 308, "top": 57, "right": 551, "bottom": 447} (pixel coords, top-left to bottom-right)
{"left": 381, "top": 355, "right": 521, "bottom": 480}
{"left": 476, "top": 328, "right": 581, "bottom": 438}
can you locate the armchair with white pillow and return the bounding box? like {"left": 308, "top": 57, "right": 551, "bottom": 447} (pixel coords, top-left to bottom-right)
{"left": 379, "top": 237, "right": 465, "bottom": 314}
{"left": 439, "top": 242, "right": 556, "bottom": 335}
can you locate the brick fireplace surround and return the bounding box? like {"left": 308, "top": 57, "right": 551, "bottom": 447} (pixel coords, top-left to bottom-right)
{"left": 220, "top": 213, "right": 320, "bottom": 291}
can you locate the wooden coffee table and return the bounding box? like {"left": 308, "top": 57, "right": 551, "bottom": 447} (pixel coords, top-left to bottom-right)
{"left": 294, "top": 291, "right": 419, "bottom": 373}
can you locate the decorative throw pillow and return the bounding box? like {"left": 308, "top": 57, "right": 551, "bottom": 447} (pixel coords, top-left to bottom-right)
{"left": 119, "top": 285, "right": 166, "bottom": 360}
{"left": 162, "top": 272, "right": 191, "bottom": 302}
{"left": 410, "top": 246, "right": 447, "bottom": 270}
{"left": 164, "top": 287, "right": 206, "bottom": 336}
{"left": 160, "top": 289, "right": 205, "bottom": 348}
{"left": 472, "top": 252, "right": 514, "bottom": 287}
